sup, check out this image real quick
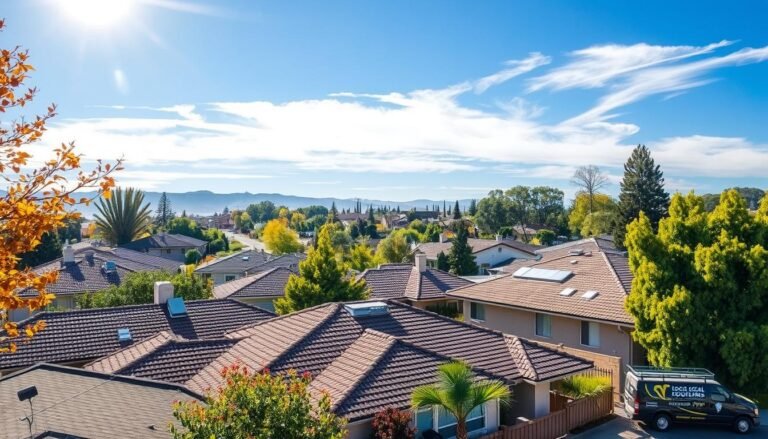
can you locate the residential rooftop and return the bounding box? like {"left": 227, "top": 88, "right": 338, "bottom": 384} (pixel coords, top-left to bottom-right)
{"left": 448, "top": 237, "right": 633, "bottom": 325}
{"left": 120, "top": 233, "right": 207, "bottom": 252}
{"left": 194, "top": 250, "right": 304, "bottom": 274}
{"left": 359, "top": 263, "right": 472, "bottom": 301}
{"left": 415, "top": 237, "right": 540, "bottom": 261}
{"left": 0, "top": 299, "right": 275, "bottom": 372}
{"left": 213, "top": 266, "right": 295, "bottom": 299}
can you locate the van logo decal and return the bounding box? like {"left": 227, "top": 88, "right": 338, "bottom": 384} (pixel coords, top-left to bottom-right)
{"left": 647, "top": 383, "right": 670, "bottom": 400}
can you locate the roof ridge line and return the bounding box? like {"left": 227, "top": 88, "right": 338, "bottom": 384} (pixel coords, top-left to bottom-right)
{"left": 504, "top": 335, "right": 538, "bottom": 381}
{"left": 262, "top": 304, "right": 343, "bottom": 371}
{"left": 83, "top": 331, "right": 177, "bottom": 373}
{"left": 223, "top": 301, "right": 333, "bottom": 337}
{"left": 600, "top": 251, "right": 628, "bottom": 295}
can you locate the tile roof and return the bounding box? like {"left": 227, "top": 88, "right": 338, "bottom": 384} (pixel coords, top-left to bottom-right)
{"left": 22, "top": 248, "right": 180, "bottom": 298}
{"left": 0, "top": 363, "right": 201, "bottom": 439}
{"left": 213, "top": 267, "right": 294, "bottom": 299}
{"left": 415, "top": 238, "right": 539, "bottom": 261}
{"left": 194, "top": 249, "right": 271, "bottom": 273}
{"left": 0, "top": 299, "right": 275, "bottom": 372}
{"left": 359, "top": 264, "right": 472, "bottom": 301}
{"left": 448, "top": 238, "right": 633, "bottom": 325}
{"left": 120, "top": 233, "right": 207, "bottom": 251}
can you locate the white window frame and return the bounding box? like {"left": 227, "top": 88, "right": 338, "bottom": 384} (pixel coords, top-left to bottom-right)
{"left": 534, "top": 313, "right": 552, "bottom": 338}
{"left": 470, "top": 302, "right": 485, "bottom": 322}
{"left": 580, "top": 320, "right": 600, "bottom": 347}
{"left": 224, "top": 274, "right": 236, "bottom": 282}
{"left": 414, "top": 403, "right": 487, "bottom": 439}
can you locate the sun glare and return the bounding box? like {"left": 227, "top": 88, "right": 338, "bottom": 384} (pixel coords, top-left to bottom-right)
{"left": 59, "top": 0, "right": 135, "bottom": 28}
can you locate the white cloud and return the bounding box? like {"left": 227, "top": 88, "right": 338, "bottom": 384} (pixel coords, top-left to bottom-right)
{"left": 113, "top": 69, "right": 129, "bottom": 94}
{"left": 43, "top": 42, "right": 768, "bottom": 190}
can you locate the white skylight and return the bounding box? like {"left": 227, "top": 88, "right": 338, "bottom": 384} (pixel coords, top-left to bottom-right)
{"left": 513, "top": 267, "right": 573, "bottom": 283}
{"left": 582, "top": 290, "right": 599, "bottom": 300}
{"left": 559, "top": 288, "right": 577, "bottom": 297}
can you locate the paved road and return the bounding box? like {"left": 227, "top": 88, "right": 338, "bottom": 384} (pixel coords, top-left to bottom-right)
{"left": 570, "top": 410, "right": 768, "bottom": 438}
{"left": 223, "top": 231, "right": 268, "bottom": 253}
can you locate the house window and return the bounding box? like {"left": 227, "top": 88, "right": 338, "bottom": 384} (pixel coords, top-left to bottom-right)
{"left": 581, "top": 321, "right": 600, "bottom": 347}
{"left": 434, "top": 405, "right": 485, "bottom": 438}
{"left": 415, "top": 407, "right": 433, "bottom": 435}
{"left": 470, "top": 302, "right": 485, "bottom": 321}
{"left": 225, "top": 275, "right": 236, "bottom": 282}
{"left": 165, "top": 249, "right": 172, "bottom": 254}
{"left": 535, "top": 313, "right": 551, "bottom": 338}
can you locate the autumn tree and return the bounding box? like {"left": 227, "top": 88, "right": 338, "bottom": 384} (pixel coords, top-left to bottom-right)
{"left": 171, "top": 364, "right": 346, "bottom": 439}
{"left": 94, "top": 187, "right": 151, "bottom": 245}
{"left": 275, "top": 224, "right": 368, "bottom": 314}
{"left": 571, "top": 165, "right": 609, "bottom": 214}
{"left": 262, "top": 219, "right": 304, "bottom": 255}
{"left": 614, "top": 145, "right": 669, "bottom": 248}
{"left": 625, "top": 190, "right": 768, "bottom": 391}
{"left": 0, "top": 21, "right": 119, "bottom": 351}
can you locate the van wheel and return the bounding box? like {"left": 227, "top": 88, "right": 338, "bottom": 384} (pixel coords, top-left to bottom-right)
{"left": 734, "top": 417, "right": 752, "bottom": 434}
{"left": 654, "top": 413, "right": 672, "bottom": 431}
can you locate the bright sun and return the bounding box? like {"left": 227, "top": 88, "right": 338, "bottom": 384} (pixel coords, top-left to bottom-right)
{"left": 59, "top": 0, "right": 135, "bottom": 28}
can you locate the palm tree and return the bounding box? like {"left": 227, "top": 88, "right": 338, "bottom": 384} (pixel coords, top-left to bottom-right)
{"left": 94, "top": 187, "right": 152, "bottom": 246}
{"left": 411, "top": 361, "right": 511, "bottom": 439}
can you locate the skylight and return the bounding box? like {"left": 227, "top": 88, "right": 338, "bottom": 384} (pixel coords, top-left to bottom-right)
{"left": 344, "top": 301, "right": 389, "bottom": 317}
{"left": 117, "top": 328, "right": 132, "bottom": 342}
{"left": 513, "top": 267, "right": 573, "bottom": 283}
{"left": 582, "top": 290, "right": 599, "bottom": 300}
{"left": 559, "top": 288, "right": 577, "bottom": 297}
{"left": 167, "top": 297, "right": 188, "bottom": 318}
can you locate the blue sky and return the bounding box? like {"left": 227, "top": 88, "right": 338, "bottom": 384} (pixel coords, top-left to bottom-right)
{"left": 4, "top": 0, "right": 768, "bottom": 201}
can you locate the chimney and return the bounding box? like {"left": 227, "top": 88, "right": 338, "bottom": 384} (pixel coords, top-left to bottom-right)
{"left": 153, "top": 281, "right": 174, "bottom": 305}
{"left": 415, "top": 253, "right": 427, "bottom": 273}
{"left": 439, "top": 233, "right": 445, "bottom": 244}
{"left": 496, "top": 234, "right": 502, "bottom": 242}
{"left": 62, "top": 244, "right": 75, "bottom": 264}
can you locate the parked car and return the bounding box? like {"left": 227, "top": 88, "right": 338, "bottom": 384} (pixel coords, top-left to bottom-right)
{"left": 624, "top": 365, "right": 760, "bottom": 434}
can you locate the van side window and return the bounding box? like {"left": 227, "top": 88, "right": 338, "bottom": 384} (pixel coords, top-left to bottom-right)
{"left": 708, "top": 385, "right": 730, "bottom": 402}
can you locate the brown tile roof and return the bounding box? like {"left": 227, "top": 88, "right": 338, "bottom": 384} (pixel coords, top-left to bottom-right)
{"left": 0, "top": 299, "right": 275, "bottom": 372}
{"left": 359, "top": 264, "right": 473, "bottom": 301}
{"left": 415, "top": 238, "right": 539, "bottom": 261}
{"left": 120, "top": 233, "right": 207, "bottom": 251}
{"left": 85, "top": 331, "right": 175, "bottom": 374}
{"left": 194, "top": 249, "right": 271, "bottom": 273}
{"left": 0, "top": 363, "right": 201, "bottom": 439}
{"left": 213, "top": 267, "right": 294, "bottom": 299}
{"left": 448, "top": 239, "right": 633, "bottom": 325}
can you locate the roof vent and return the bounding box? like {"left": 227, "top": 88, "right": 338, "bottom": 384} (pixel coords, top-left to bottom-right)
{"left": 581, "top": 290, "right": 599, "bottom": 300}
{"left": 102, "top": 261, "right": 117, "bottom": 273}
{"left": 167, "top": 297, "right": 188, "bottom": 318}
{"left": 117, "top": 328, "right": 132, "bottom": 342}
{"left": 568, "top": 249, "right": 584, "bottom": 256}
{"left": 570, "top": 260, "right": 578, "bottom": 264}
{"left": 344, "top": 301, "right": 389, "bottom": 317}
{"left": 242, "top": 256, "right": 250, "bottom": 261}
{"left": 559, "top": 288, "right": 577, "bottom": 297}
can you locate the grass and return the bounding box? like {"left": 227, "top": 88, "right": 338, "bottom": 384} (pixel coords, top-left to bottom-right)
{"left": 555, "top": 374, "right": 611, "bottom": 399}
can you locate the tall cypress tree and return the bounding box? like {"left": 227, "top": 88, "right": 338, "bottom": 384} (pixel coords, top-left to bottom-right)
{"left": 453, "top": 200, "right": 461, "bottom": 219}
{"left": 154, "top": 192, "right": 175, "bottom": 229}
{"left": 448, "top": 225, "right": 478, "bottom": 275}
{"left": 436, "top": 251, "right": 450, "bottom": 271}
{"left": 614, "top": 144, "right": 670, "bottom": 248}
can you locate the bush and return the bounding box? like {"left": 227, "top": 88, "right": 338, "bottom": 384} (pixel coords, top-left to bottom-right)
{"left": 185, "top": 249, "right": 202, "bottom": 264}
{"left": 77, "top": 271, "right": 212, "bottom": 309}
{"left": 425, "top": 302, "right": 460, "bottom": 319}
{"left": 370, "top": 407, "right": 415, "bottom": 439}
{"left": 207, "top": 238, "right": 226, "bottom": 254}
{"left": 535, "top": 229, "right": 556, "bottom": 246}
{"left": 555, "top": 374, "right": 611, "bottom": 398}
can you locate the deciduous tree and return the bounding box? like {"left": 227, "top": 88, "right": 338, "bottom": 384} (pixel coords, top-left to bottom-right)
{"left": 571, "top": 165, "right": 609, "bottom": 214}
{"left": 262, "top": 219, "right": 304, "bottom": 255}
{"left": 625, "top": 190, "right": 768, "bottom": 391}
{"left": 375, "top": 229, "right": 412, "bottom": 263}
{"left": 614, "top": 145, "right": 669, "bottom": 248}
{"left": 275, "top": 224, "right": 368, "bottom": 314}
{"left": 171, "top": 364, "right": 346, "bottom": 439}
{"left": 475, "top": 190, "right": 509, "bottom": 234}
{"left": 77, "top": 270, "right": 211, "bottom": 309}
{"left": 0, "top": 20, "right": 119, "bottom": 351}
{"left": 568, "top": 193, "right": 618, "bottom": 237}
{"left": 345, "top": 242, "right": 378, "bottom": 272}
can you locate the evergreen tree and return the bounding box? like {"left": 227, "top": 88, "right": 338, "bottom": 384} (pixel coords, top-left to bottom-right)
{"left": 448, "top": 225, "right": 477, "bottom": 275}
{"left": 330, "top": 201, "right": 338, "bottom": 216}
{"left": 368, "top": 204, "right": 375, "bottom": 223}
{"left": 436, "top": 251, "right": 450, "bottom": 271}
{"left": 453, "top": 200, "right": 461, "bottom": 220}
{"left": 614, "top": 144, "right": 670, "bottom": 248}
{"left": 625, "top": 190, "right": 768, "bottom": 391}
{"left": 18, "top": 231, "right": 62, "bottom": 269}
{"left": 154, "top": 192, "right": 175, "bottom": 229}
{"left": 275, "top": 224, "right": 369, "bottom": 314}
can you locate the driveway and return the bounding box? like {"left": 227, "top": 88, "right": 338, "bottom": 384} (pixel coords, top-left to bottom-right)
{"left": 223, "top": 231, "right": 268, "bottom": 253}
{"left": 570, "top": 410, "right": 768, "bottom": 438}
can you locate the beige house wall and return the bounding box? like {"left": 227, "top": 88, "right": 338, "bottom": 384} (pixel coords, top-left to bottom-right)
{"left": 463, "top": 301, "right": 632, "bottom": 396}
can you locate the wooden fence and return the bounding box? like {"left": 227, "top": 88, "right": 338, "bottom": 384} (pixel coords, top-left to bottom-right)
{"left": 480, "top": 389, "right": 613, "bottom": 439}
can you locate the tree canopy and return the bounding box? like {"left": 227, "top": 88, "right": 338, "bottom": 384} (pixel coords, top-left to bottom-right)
{"left": 77, "top": 270, "right": 211, "bottom": 309}
{"left": 625, "top": 190, "right": 768, "bottom": 391}
{"left": 171, "top": 364, "right": 346, "bottom": 439}
{"left": 275, "top": 224, "right": 368, "bottom": 314}
{"left": 614, "top": 145, "right": 669, "bottom": 248}
{"left": 154, "top": 192, "right": 175, "bottom": 229}
{"left": 568, "top": 193, "right": 618, "bottom": 237}
{"left": 0, "top": 19, "right": 119, "bottom": 351}
{"left": 375, "top": 229, "right": 412, "bottom": 264}
{"left": 262, "top": 219, "right": 304, "bottom": 255}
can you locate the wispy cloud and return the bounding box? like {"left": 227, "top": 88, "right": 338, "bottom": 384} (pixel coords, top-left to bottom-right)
{"left": 45, "top": 41, "right": 768, "bottom": 191}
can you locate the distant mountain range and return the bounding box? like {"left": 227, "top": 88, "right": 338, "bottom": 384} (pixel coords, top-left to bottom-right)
{"left": 68, "top": 191, "right": 474, "bottom": 218}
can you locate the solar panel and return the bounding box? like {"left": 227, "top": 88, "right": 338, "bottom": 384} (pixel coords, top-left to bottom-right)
{"left": 167, "top": 297, "right": 188, "bottom": 318}
{"left": 581, "top": 290, "right": 599, "bottom": 300}
{"left": 559, "top": 288, "right": 576, "bottom": 297}
{"left": 513, "top": 267, "right": 572, "bottom": 283}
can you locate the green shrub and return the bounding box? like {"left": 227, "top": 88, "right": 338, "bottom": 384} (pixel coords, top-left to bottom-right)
{"left": 555, "top": 374, "right": 611, "bottom": 398}
{"left": 425, "top": 302, "right": 460, "bottom": 319}
{"left": 185, "top": 249, "right": 202, "bottom": 264}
